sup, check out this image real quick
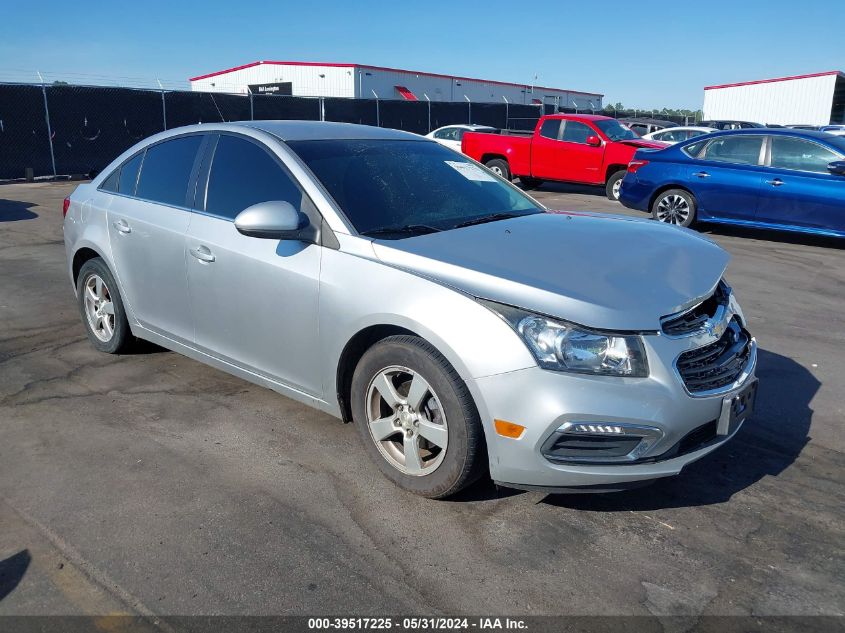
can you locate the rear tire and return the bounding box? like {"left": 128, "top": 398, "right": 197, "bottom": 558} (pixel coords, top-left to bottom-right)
{"left": 350, "top": 335, "right": 486, "bottom": 499}
{"left": 76, "top": 258, "right": 132, "bottom": 354}
{"left": 651, "top": 189, "right": 697, "bottom": 228}
{"left": 484, "top": 158, "right": 511, "bottom": 181}
{"left": 605, "top": 170, "right": 626, "bottom": 200}
{"left": 520, "top": 176, "right": 542, "bottom": 190}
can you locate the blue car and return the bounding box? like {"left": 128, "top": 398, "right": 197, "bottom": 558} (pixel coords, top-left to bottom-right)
{"left": 619, "top": 129, "right": 845, "bottom": 238}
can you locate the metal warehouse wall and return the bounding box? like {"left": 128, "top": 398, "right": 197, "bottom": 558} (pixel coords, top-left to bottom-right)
{"left": 356, "top": 67, "right": 601, "bottom": 107}
{"left": 703, "top": 74, "right": 838, "bottom": 125}
{"left": 191, "top": 64, "right": 355, "bottom": 97}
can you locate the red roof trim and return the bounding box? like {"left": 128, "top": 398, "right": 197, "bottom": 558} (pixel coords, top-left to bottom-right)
{"left": 189, "top": 60, "right": 603, "bottom": 96}
{"left": 704, "top": 70, "right": 845, "bottom": 90}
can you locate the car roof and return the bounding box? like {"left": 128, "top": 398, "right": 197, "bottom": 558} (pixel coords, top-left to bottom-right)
{"left": 708, "top": 127, "right": 837, "bottom": 140}
{"left": 547, "top": 113, "right": 613, "bottom": 121}
{"left": 234, "top": 120, "right": 421, "bottom": 141}
{"left": 620, "top": 117, "right": 678, "bottom": 126}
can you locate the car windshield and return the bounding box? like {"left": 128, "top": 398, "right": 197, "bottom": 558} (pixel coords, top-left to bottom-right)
{"left": 287, "top": 139, "right": 543, "bottom": 237}
{"left": 594, "top": 119, "right": 639, "bottom": 141}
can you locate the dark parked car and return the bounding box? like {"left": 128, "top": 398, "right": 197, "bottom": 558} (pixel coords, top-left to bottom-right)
{"left": 619, "top": 129, "right": 845, "bottom": 237}
{"left": 699, "top": 120, "right": 764, "bottom": 130}
{"left": 619, "top": 117, "right": 678, "bottom": 136}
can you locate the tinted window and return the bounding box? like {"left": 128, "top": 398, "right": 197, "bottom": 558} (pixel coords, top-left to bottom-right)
{"left": 135, "top": 135, "right": 203, "bottom": 207}
{"left": 594, "top": 119, "right": 638, "bottom": 141}
{"left": 561, "top": 121, "right": 592, "bottom": 144}
{"left": 628, "top": 124, "right": 648, "bottom": 136}
{"left": 434, "top": 127, "right": 458, "bottom": 140}
{"left": 701, "top": 136, "right": 763, "bottom": 165}
{"left": 683, "top": 140, "right": 708, "bottom": 157}
{"left": 539, "top": 119, "right": 561, "bottom": 140}
{"left": 770, "top": 136, "right": 840, "bottom": 173}
{"left": 100, "top": 168, "right": 120, "bottom": 193}
{"left": 118, "top": 152, "right": 144, "bottom": 196}
{"left": 287, "top": 139, "right": 541, "bottom": 237}
{"left": 205, "top": 135, "right": 304, "bottom": 220}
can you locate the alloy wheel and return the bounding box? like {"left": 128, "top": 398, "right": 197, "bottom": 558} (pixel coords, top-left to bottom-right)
{"left": 365, "top": 366, "right": 448, "bottom": 476}
{"left": 612, "top": 178, "right": 622, "bottom": 200}
{"left": 83, "top": 274, "right": 115, "bottom": 342}
{"left": 655, "top": 194, "right": 691, "bottom": 225}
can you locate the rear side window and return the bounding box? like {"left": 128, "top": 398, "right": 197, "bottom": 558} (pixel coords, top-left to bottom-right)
{"left": 434, "top": 127, "right": 459, "bottom": 140}
{"left": 683, "top": 140, "right": 708, "bottom": 157}
{"left": 117, "top": 152, "right": 144, "bottom": 196}
{"left": 100, "top": 168, "right": 120, "bottom": 193}
{"left": 561, "top": 121, "right": 592, "bottom": 144}
{"left": 539, "top": 119, "right": 561, "bottom": 140}
{"left": 769, "top": 136, "right": 840, "bottom": 174}
{"left": 204, "top": 135, "right": 304, "bottom": 220}
{"left": 135, "top": 135, "right": 203, "bottom": 207}
{"left": 700, "top": 136, "right": 763, "bottom": 165}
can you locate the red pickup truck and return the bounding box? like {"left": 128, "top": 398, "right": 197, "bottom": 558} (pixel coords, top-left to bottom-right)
{"left": 462, "top": 114, "right": 665, "bottom": 200}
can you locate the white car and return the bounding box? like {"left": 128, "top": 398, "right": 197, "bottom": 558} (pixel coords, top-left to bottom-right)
{"left": 642, "top": 126, "right": 717, "bottom": 144}
{"left": 426, "top": 124, "right": 498, "bottom": 153}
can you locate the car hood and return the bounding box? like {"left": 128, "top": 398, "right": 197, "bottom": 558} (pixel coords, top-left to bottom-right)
{"left": 617, "top": 139, "right": 667, "bottom": 149}
{"left": 371, "top": 212, "right": 729, "bottom": 331}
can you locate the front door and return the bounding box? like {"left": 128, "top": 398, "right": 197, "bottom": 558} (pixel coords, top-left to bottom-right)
{"left": 185, "top": 133, "right": 322, "bottom": 396}
{"left": 106, "top": 134, "right": 204, "bottom": 343}
{"left": 755, "top": 135, "right": 845, "bottom": 233}
{"left": 555, "top": 120, "right": 605, "bottom": 183}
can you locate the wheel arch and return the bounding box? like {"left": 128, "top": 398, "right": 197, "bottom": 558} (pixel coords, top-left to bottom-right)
{"left": 72, "top": 246, "right": 106, "bottom": 286}
{"left": 480, "top": 153, "right": 508, "bottom": 166}
{"left": 604, "top": 163, "right": 628, "bottom": 182}
{"left": 649, "top": 184, "right": 698, "bottom": 212}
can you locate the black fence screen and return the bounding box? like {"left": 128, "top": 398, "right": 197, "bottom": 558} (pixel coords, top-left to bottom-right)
{"left": 0, "top": 82, "right": 689, "bottom": 180}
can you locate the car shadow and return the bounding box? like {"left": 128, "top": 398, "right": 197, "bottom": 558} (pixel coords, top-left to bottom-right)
{"left": 0, "top": 549, "right": 31, "bottom": 602}
{"left": 0, "top": 199, "right": 38, "bottom": 222}
{"left": 698, "top": 223, "right": 845, "bottom": 250}
{"left": 522, "top": 179, "right": 607, "bottom": 198}
{"left": 540, "top": 348, "right": 814, "bottom": 511}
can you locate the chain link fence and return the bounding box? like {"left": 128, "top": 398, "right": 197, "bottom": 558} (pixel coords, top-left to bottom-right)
{"left": 0, "top": 82, "right": 693, "bottom": 180}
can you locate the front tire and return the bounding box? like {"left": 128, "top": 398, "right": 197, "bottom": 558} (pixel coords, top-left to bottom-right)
{"left": 76, "top": 258, "right": 132, "bottom": 353}
{"left": 605, "top": 170, "right": 626, "bottom": 200}
{"left": 651, "top": 188, "right": 697, "bottom": 227}
{"left": 484, "top": 158, "right": 511, "bottom": 181}
{"left": 350, "top": 335, "right": 486, "bottom": 499}
{"left": 520, "top": 176, "right": 542, "bottom": 190}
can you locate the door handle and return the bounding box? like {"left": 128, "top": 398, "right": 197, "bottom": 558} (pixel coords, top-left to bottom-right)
{"left": 112, "top": 219, "right": 131, "bottom": 234}
{"left": 693, "top": 171, "right": 710, "bottom": 178}
{"left": 766, "top": 178, "right": 784, "bottom": 187}
{"left": 189, "top": 245, "right": 216, "bottom": 263}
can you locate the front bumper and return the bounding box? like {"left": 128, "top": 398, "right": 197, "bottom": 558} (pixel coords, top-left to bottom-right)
{"left": 468, "top": 335, "right": 757, "bottom": 491}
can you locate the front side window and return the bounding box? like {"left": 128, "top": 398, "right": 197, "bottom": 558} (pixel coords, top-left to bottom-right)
{"left": 287, "top": 139, "right": 542, "bottom": 237}
{"left": 561, "top": 121, "right": 592, "bottom": 144}
{"left": 538, "top": 119, "right": 561, "bottom": 140}
{"left": 135, "top": 135, "right": 203, "bottom": 207}
{"left": 700, "top": 135, "right": 763, "bottom": 165}
{"left": 594, "top": 119, "right": 639, "bottom": 141}
{"left": 769, "top": 136, "right": 841, "bottom": 174}
{"left": 118, "top": 152, "right": 144, "bottom": 196}
{"left": 205, "top": 135, "right": 304, "bottom": 220}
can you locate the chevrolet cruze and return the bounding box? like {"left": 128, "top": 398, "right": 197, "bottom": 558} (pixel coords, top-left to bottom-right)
{"left": 63, "top": 121, "right": 758, "bottom": 498}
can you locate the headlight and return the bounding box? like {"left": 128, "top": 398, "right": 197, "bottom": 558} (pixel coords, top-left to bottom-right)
{"left": 480, "top": 300, "right": 648, "bottom": 377}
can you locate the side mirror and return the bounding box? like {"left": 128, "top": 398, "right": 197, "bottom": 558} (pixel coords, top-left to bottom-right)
{"left": 586, "top": 135, "right": 602, "bottom": 147}
{"left": 234, "top": 200, "right": 316, "bottom": 242}
{"left": 827, "top": 160, "right": 845, "bottom": 176}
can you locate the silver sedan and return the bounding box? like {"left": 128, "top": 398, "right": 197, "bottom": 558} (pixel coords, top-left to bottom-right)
{"left": 63, "top": 121, "right": 758, "bottom": 498}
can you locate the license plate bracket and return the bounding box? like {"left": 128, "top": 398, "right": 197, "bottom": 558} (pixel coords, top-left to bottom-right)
{"left": 717, "top": 378, "right": 757, "bottom": 436}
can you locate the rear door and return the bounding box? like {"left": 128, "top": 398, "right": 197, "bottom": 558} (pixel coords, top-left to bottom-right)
{"left": 530, "top": 118, "right": 565, "bottom": 180}
{"left": 185, "top": 133, "right": 322, "bottom": 395}
{"left": 106, "top": 134, "right": 204, "bottom": 343}
{"left": 686, "top": 134, "right": 766, "bottom": 221}
{"left": 755, "top": 135, "right": 845, "bottom": 233}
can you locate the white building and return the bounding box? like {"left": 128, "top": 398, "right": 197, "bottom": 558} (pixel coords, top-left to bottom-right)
{"left": 703, "top": 71, "right": 845, "bottom": 126}
{"left": 189, "top": 60, "right": 602, "bottom": 108}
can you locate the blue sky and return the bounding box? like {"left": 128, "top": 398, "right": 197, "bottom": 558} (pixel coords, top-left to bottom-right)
{"left": 1, "top": 0, "right": 840, "bottom": 109}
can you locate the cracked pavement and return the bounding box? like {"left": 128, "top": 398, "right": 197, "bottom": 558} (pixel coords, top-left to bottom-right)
{"left": 0, "top": 181, "right": 843, "bottom": 618}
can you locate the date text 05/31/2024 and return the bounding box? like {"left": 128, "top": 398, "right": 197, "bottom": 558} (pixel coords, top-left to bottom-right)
{"left": 307, "top": 618, "right": 528, "bottom": 630}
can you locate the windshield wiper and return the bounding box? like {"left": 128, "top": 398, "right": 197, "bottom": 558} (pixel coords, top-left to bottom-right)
{"left": 360, "top": 224, "right": 442, "bottom": 238}
{"left": 453, "top": 212, "right": 524, "bottom": 229}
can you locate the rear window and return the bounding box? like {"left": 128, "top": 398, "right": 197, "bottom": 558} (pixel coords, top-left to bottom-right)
{"left": 287, "top": 139, "right": 541, "bottom": 235}
{"left": 135, "top": 135, "right": 203, "bottom": 207}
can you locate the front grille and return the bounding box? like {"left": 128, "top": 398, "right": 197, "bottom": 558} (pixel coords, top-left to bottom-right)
{"left": 676, "top": 317, "right": 751, "bottom": 393}
{"left": 662, "top": 280, "right": 730, "bottom": 336}
{"left": 647, "top": 419, "right": 719, "bottom": 462}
